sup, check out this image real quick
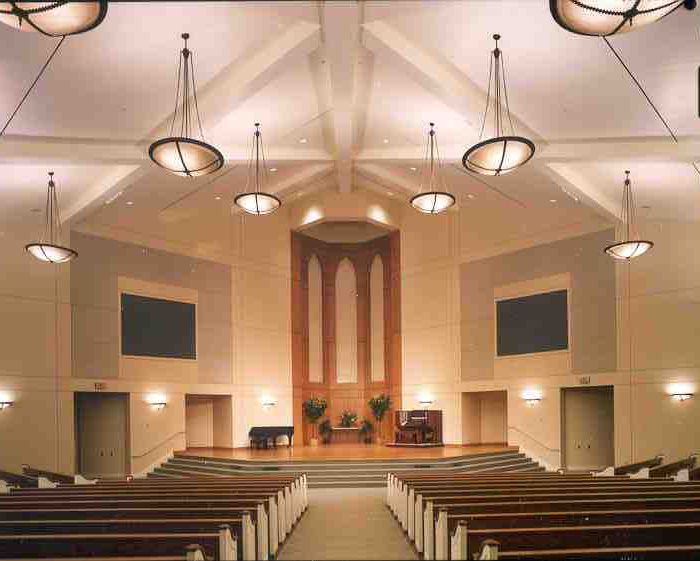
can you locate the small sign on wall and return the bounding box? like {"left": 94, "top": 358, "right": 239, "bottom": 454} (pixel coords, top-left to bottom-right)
{"left": 94, "top": 382, "right": 106, "bottom": 391}
{"left": 579, "top": 376, "right": 591, "bottom": 385}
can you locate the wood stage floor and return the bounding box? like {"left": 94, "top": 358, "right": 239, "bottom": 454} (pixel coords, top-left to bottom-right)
{"left": 178, "top": 443, "right": 515, "bottom": 462}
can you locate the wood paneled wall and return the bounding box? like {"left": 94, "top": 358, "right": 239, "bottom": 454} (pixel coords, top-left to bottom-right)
{"left": 291, "top": 231, "right": 402, "bottom": 443}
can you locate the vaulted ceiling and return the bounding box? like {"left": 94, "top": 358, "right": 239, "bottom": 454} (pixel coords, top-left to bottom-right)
{"left": 1, "top": 1, "right": 698, "bottom": 247}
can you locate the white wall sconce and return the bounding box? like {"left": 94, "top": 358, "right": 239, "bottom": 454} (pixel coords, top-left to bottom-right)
{"left": 146, "top": 394, "right": 167, "bottom": 410}
{"left": 261, "top": 396, "right": 278, "bottom": 411}
{"left": 667, "top": 383, "right": 695, "bottom": 403}
{"left": 0, "top": 401, "right": 13, "bottom": 410}
{"left": 522, "top": 389, "right": 542, "bottom": 407}
{"left": 417, "top": 394, "right": 434, "bottom": 409}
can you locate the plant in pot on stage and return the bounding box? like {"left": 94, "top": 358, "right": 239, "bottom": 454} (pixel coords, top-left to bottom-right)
{"left": 302, "top": 396, "right": 327, "bottom": 446}
{"left": 368, "top": 393, "right": 391, "bottom": 444}
{"left": 359, "top": 418, "right": 374, "bottom": 444}
{"left": 319, "top": 418, "right": 332, "bottom": 445}
{"left": 339, "top": 410, "right": 358, "bottom": 428}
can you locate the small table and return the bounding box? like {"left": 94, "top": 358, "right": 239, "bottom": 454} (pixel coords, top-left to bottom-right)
{"left": 331, "top": 426, "right": 361, "bottom": 444}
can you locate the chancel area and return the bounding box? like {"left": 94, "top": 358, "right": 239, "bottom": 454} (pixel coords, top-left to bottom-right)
{"left": 1, "top": 1, "right": 700, "bottom": 560}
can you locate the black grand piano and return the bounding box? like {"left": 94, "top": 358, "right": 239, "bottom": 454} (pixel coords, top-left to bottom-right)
{"left": 248, "top": 426, "right": 294, "bottom": 448}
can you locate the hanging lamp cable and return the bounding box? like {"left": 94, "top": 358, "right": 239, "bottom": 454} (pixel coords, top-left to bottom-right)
{"left": 602, "top": 36, "right": 700, "bottom": 178}
{"left": 0, "top": 35, "right": 66, "bottom": 137}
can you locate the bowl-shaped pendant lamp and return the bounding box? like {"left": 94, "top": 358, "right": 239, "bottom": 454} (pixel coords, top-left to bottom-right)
{"left": 25, "top": 171, "right": 78, "bottom": 263}
{"left": 463, "top": 34, "right": 535, "bottom": 176}
{"left": 233, "top": 123, "right": 281, "bottom": 216}
{"left": 604, "top": 170, "right": 653, "bottom": 261}
{"left": 0, "top": 1, "right": 107, "bottom": 36}
{"left": 410, "top": 123, "right": 456, "bottom": 215}
{"left": 550, "top": 0, "right": 696, "bottom": 37}
{"left": 148, "top": 33, "right": 223, "bottom": 178}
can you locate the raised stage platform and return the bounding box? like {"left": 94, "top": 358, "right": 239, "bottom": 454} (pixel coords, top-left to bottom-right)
{"left": 154, "top": 444, "right": 543, "bottom": 488}
{"left": 177, "top": 443, "right": 514, "bottom": 462}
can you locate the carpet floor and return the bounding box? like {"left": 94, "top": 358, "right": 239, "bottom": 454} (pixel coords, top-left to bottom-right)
{"left": 277, "top": 487, "right": 419, "bottom": 560}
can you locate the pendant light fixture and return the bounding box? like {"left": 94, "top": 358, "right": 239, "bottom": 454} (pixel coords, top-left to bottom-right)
{"left": 0, "top": 1, "right": 107, "bottom": 36}
{"left": 604, "top": 170, "right": 653, "bottom": 261}
{"left": 149, "top": 33, "right": 224, "bottom": 178}
{"left": 550, "top": 0, "right": 696, "bottom": 37}
{"left": 462, "top": 34, "right": 535, "bottom": 177}
{"left": 410, "top": 123, "right": 456, "bottom": 215}
{"left": 25, "top": 171, "right": 78, "bottom": 263}
{"left": 233, "top": 123, "right": 281, "bottom": 216}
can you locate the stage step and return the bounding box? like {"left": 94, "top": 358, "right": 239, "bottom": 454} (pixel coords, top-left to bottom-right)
{"left": 152, "top": 449, "right": 544, "bottom": 488}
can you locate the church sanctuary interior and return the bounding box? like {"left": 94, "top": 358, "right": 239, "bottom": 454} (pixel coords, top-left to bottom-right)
{"left": 2, "top": 0, "right": 700, "bottom": 559}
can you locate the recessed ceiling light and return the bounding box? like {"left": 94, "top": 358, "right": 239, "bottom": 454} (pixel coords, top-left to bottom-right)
{"left": 409, "top": 166, "right": 417, "bottom": 172}
{"left": 269, "top": 168, "right": 278, "bottom": 172}
{"left": 126, "top": 201, "right": 134, "bottom": 206}
{"left": 215, "top": 196, "right": 222, "bottom": 201}
{"left": 549, "top": 199, "right": 557, "bottom": 203}
{"left": 383, "top": 138, "right": 389, "bottom": 144}
{"left": 467, "top": 194, "right": 475, "bottom": 200}
{"left": 387, "top": 191, "right": 394, "bottom": 196}
{"left": 298, "top": 138, "right": 308, "bottom": 144}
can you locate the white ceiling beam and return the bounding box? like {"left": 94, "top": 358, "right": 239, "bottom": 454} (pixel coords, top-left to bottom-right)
{"left": 362, "top": 20, "right": 541, "bottom": 143}
{"left": 65, "top": 165, "right": 152, "bottom": 225}
{"left": 142, "top": 20, "right": 322, "bottom": 143}
{"left": 0, "top": 135, "right": 144, "bottom": 165}
{"left": 270, "top": 162, "right": 336, "bottom": 198}
{"left": 536, "top": 136, "right": 700, "bottom": 163}
{"left": 321, "top": 1, "right": 363, "bottom": 193}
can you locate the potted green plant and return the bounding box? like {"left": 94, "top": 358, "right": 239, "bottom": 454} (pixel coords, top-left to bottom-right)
{"left": 302, "top": 396, "right": 328, "bottom": 446}
{"left": 339, "top": 410, "right": 358, "bottom": 428}
{"left": 319, "top": 418, "right": 332, "bottom": 445}
{"left": 368, "top": 393, "right": 391, "bottom": 445}
{"left": 359, "top": 418, "right": 374, "bottom": 444}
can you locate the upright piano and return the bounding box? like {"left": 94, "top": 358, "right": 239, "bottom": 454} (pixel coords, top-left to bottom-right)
{"left": 248, "top": 426, "right": 294, "bottom": 448}
{"left": 394, "top": 410, "right": 443, "bottom": 445}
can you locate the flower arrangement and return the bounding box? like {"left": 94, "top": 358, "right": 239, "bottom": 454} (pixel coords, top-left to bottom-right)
{"left": 339, "top": 410, "right": 358, "bottom": 427}
{"left": 302, "top": 397, "right": 328, "bottom": 425}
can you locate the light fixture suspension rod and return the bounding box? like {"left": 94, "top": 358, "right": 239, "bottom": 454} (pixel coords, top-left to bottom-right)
{"left": 602, "top": 36, "right": 700, "bottom": 178}
{"left": 0, "top": 35, "right": 66, "bottom": 137}
{"left": 429, "top": 123, "right": 435, "bottom": 182}
{"left": 255, "top": 123, "right": 260, "bottom": 193}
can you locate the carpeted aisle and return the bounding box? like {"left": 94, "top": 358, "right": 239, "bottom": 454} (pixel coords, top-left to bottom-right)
{"left": 278, "top": 487, "right": 419, "bottom": 560}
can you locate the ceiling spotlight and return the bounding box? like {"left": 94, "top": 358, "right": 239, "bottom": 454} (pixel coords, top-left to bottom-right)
{"left": 467, "top": 194, "right": 476, "bottom": 199}
{"left": 126, "top": 200, "right": 134, "bottom": 206}
{"left": 550, "top": 0, "right": 696, "bottom": 37}
{"left": 463, "top": 34, "right": 535, "bottom": 176}
{"left": 549, "top": 199, "right": 557, "bottom": 203}
{"left": 25, "top": 172, "right": 78, "bottom": 264}
{"left": 148, "top": 33, "right": 224, "bottom": 178}
{"left": 269, "top": 167, "right": 278, "bottom": 172}
{"left": 298, "top": 138, "right": 308, "bottom": 144}
{"left": 0, "top": 1, "right": 108, "bottom": 36}
{"left": 215, "top": 195, "right": 222, "bottom": 201}
{"left": 410, "top": 123, "right": 456, "bottom": 215}
{"left": 383, "top": 138, "right": 389, "bottom": 144}
{"left": 604, "top": 170, "right": 653, "bottom": 261}
{"left": 409, "top": 167, "right": 417, "bottom": 172}
{"left": 234, "top": 123, "right": 281, "bottom": 216}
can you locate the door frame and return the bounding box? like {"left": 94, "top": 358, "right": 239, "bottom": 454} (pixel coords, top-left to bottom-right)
{"left": 560, "top": 385, "right": 614, "bottom": 471}
{"left": 74, "top": 391, "right": 131, "bottom": 476}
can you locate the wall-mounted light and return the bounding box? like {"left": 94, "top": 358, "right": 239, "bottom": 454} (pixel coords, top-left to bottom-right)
{"left": 146, "top": 394, "right": 167, "bottom": 410}
{"left": 0, "top": 401, "right": 13, "bottom": 410}
{"left": 668, "top": 383, "right": 695, "bottom": 403}
{"left": 261, "top": 396, "right": 278, "bottom": 411}
{"left": 417, "top": 394, "right": 434, "bottom": 409}
{"left": 522, "top": 389, "right": 542, "bottom": 407}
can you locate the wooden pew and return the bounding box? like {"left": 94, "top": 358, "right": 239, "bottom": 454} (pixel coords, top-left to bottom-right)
{"left": 443, "top": 508, "right": 700, "bottom": 558}
{"left": 0, "top": 497, "right": 264, "bottom": 560}
{"left": 21, "top": 466, "right": 74, "bottom": 486}
{"left": 0, "top": 470, "right": 36, "bottom": 489}
{"left": 446, "top": 519, "right": 700, "bottom": 560}
{"left": 0, "top": 520, "right": 241, "bottom": 561}
{"left": 650, "top": 455, "right": 698, "bottom": 479}
{"left": 613, "top": 454, "right": 664, "bottom": 475}
{"left": 0, "top": 527, "right": 237, "bottom": 560}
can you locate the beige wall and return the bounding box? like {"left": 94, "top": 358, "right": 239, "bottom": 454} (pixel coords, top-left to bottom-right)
{"left": 461, "top": 391, "right": 507, "bottom": 445}
{"left": 457, "top": 222, "right": 700, "bottom": 468}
